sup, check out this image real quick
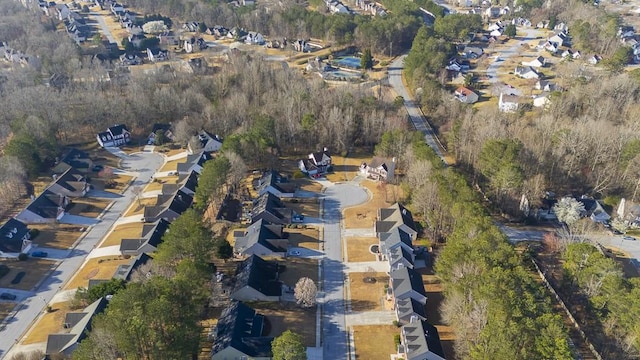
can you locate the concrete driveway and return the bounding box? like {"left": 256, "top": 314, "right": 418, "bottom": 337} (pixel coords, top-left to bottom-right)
{"left": 58, "top": 214, "right": 100, "bottom": 226}
{"left": 0, "top": 150, "right": 164, "bottom": 359}
{"left": 29, "top": 248, "right": 72, "bottom": 260}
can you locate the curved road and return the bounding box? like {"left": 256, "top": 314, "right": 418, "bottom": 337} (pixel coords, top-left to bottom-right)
{"left": 0, "top": 150, "right": 163, "bottom": 359}
{"left": 321, "top": 183, "right": 368, "bottom": 360}
{"left": 388, "top": 56, "right": 447, "bottom": 165}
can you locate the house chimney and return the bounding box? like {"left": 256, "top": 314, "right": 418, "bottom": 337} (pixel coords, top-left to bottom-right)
{"left": 323, "top": 147, "right": 328, "bottom": 152}
{"left": 392, "top": 157, "right": 397, "bottom": 163}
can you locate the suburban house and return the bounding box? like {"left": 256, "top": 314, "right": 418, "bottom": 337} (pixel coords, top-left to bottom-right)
{"left": 397, "top": 320, "right": 446, "bottom": 360}
{"left": 148, "top": 123, "right": 174, "bottom": 145}
{"left": 378, "top": 227, "right": 414, "bottom": 261}
{"left": 549, "top": 31, "right": 569, "bottom": 47}
{"left": 0, "top": 218, "right": 32, "bottom": 255}
{"left": 589, "top": 54, "right": 603, "bottom": 65}
{"left": 119, "top": 219, "right": 170, "bottom": 256}
{"left": 395, "top": 297, "right": 427, "bottom": 325}
{"left": 298, "top": 148, "right": 332, "bottom": 175}
{"left": 251, "top": 192, "right": 295, "bottom": 225}
{"left": 230, "top": 255, "right": 282, "bottom": 301}
{"left": 188, "top": 130, "right": 223, "bottom": 154}
{"left": 119, "top": 53, "right": 142, "bottom": 66}
{"left": 522, "top": 56, "right": 546, "bottom": 68}
{"left": 561, "top": 49, "right": 581, "bottom": 59}
{"left": 161, "top": 170, "right": 199, "bottom": 196}
{"left": 53, "top": 148, "right": 93, "bottom": 173}
{"left": 255, "top": 171, "right": 296, "bottom": 198}
{"left": 142, "top": 189, "right": 193, "bottom": 223}
{"left": 375, "top": 203, "right": 418, "bottom": 241}
{"left": 245, "top": 32, "right": 265, "bottom": 45}
{"left": 16, "top": 190, "right": 69, "bottom": 224}
{"left": 233, "top": 219, "right": 288, "bottom": 257}
{"left": 462, "top": 46, "right": 483, "bottom": 59}
{"left": 388, "top": 245, "right": 416, "bottom": 271}
{"left": 485, "top": 6, "right": 500, "bottom": 18}
{"left": 514, "top": 66, "right": 540, "bottom": 79}
{"left": 49, "top": 168, "right": 90, "bottom": 198}
{"left": 211, "top": 302, "right": 273, "bottom": 360}
{"left": 498, "top": 93, "right": 520, "bottom": 113}
{"left": 177, "top": 151, "right": 211, "bottom": 175}
{"left": 360, "top": 156, "right": 396, "bottom": 182}
{"left": 454, "top": 86, "right": 479, "bottom": 104}
{"left": 45, "top": 298, "right": 109, "bottom": 357}
{"left": 534, "top": 79, "right": 557, "bottom": 92}
{"left": 147, "top": 48, "right": 169, "bottom": 62}
{"left": 388, "top": 267, "right": 427, "bottom": 304}
{"left": 96, "top": 124, "right": 131, "bottom": 148}
{"left": 577, "top": 197, "right": 611, "bottom": 223}
{"left": 112, "top": 253, "right": 153, "bottom": 281}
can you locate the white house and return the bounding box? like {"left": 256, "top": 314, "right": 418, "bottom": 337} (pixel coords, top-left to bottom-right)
{"left": 533, "top": 94, "right": 551, "bottom": 108}
{"left": 535, "top": 80, "right": 556, "bottom": 92}
{"left": 454, "top": 86, "right": 479, "bottom": 104}
{"left": 147, "top": 48, "right": 168, "bottom": 63}
{"left": 189, "top": 130, "right": 223, "bottom": 154}
{"left": 96, "top": 124, "right": 131, "bottom": 148}
{"left": 360, "top": 157, "right": 396, "bottom": 182}
{"left": 589, "top": 55, "right": 603, "bottom": 65}
{"left": 499, "top": 93, "right": 520, "bottom": 113}
{"left": 514, "top": 66, "right": 539, "bottom": 79}
{"left": 245, "top": 32, "right": 265, "bottom": 45}
{"left": 549, "top": 32, "right": 568, "bottom": 47}
{"left": 522, "top": 56, "right": 546, "bottom": 68}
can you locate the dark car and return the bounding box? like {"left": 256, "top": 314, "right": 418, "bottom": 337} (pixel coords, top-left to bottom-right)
{"left": 31, "top": 251, "right": 48, "bottom": 258}
{"left": 92, "top": 164, "right": 104, "bottom": 172}
{"left": 0, "top": 293, "right": 17, "bottom": 300}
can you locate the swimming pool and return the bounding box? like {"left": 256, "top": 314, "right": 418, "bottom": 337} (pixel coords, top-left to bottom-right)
{"left": 333, "top": 56, "right": 361, "bottom": 69}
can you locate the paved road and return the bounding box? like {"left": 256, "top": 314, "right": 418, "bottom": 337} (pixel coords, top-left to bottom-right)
{"left": 0, "top": 150, "right": 163, "bottom": 359}
{"left": 88, "top": 11, "right": 117, "bottom": 44}
{"left": 388, "top": 56, "right": 447, "bottom": 165}
{"left": 321, "top": 183, "right": 368, "bottom": 360}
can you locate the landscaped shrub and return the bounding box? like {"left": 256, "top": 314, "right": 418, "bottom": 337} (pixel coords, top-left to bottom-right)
{"left": 292, "top": 170, "right": 305, "bottom": 179}
{"left": 394, "top": 334, "right": 401, "bottom": 346}
{"left": 0, "top": 264, "right": 9, "bottom": 279}
{"left": 392, "top": 320, "right": 400, "bottom": 328}
{"left": 18, "top": 253, "right": 28, "bottom": 261}
{"left": 29, "top": 228, "right": 40, "bottom": 238}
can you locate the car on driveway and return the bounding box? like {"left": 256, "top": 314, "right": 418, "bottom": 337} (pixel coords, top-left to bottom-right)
{"left": 292, "top": 214, "right": 305, "bottom": 223}
{"left": 289, "top": 250, "right": 301, "bottom": 256}
{"left": 31, "top": 251, "right": 48, "bottom": 258}
{"left": 623, "top": 236, "right": 637, "bottom": 241}
{"left": 0, "top": 293, "right": 17, "bottom": 300}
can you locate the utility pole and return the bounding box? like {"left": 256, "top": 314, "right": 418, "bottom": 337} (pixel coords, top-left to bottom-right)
{"left": 389, "top": 41, "right": 393, "bottom": 58}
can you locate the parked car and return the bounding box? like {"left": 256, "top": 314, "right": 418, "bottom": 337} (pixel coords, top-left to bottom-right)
{"left": 0, "top": 293, "right": 17, "bottom": 300}
{"left": 92, "top": 164, "right": 104, "bottom": 172}
{"left": 292, "top": 214, "right": 305, "bottom": 223}
{"left": 31, "top": 251, "right": 48, "bottom": 258}
{"left": 623, "top": 236, "right": 637, "bottom": 241}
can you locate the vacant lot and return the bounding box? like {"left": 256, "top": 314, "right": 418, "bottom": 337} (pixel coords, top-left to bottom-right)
{"left": 353, "top": 325, "right": 398, "bottom": 360}
{"left": 276, "top": 257, "right": 318, "bottom": 286}
{"left": 286, "top": 227, "right": 320, "bottom": 250}
{"left": 22, "top": 301, "right": 75, "bottom": 345}
{"left": 283, "top": 199, "right": 320, "bottom": 218}
{"left": 65, "top": 256, "right": 130, "bottom": 290}
{"left": 0, "top": 259, "right": 56, "bottom": 291}
{"left": 346, "top": 237, "right": 378, "bottom": 262}
{"left": 344, "top": 180, "right": 403, "bottom": 228}
{"left": 67, "top": 198, "right": 111, "bottom": 218}
{"left": 29, "top": 224, "right": 84, "bottom": 249}
{"left": 99, "top": 222, "right": 144, "bottom": 248}
{"left": 249, "top": 302, "right": 317, "bottom": 347}
{"left": 123, "top": 197, "right": 157, "bottom": 217}
{"left": 349, "top": 272, "right": 388, "bottom": 312}
{"left": 144, "top": 177, "right": 177, "bottom": 192}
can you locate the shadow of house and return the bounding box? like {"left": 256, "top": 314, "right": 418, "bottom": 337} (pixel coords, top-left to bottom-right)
{"left": 254, "top": 170, "right": 296, "bottom": 198}
{"left": 233, "top": 219, "right": 288, "bottom": 258}
{"left": 161, "top": 170, "right": 198, "bottom": 196}
{"left": 52, "top": 148, "right": 93, "bottom": 174}
{"left": 398, "top": 320, "right": 445, "bottom": 360}
{"left": 211, "top": 301, "right": 273, "bottom": 360}
{"left": 49, "top": 167, "right": 90, "bottom": 198}
{"left": 113, "top": 253, "right": 153, "bottom": 281}
{"left": 143, "top": 189, "right": 193, "bottom": 223}
{"left": 16, "top": 190, "right": 69, "bottom": 224}
{"left": 251, "top": 192, "right": 295, "bottom": 225}
{"left": 119, "top": 219, "right": 170, "bottom": 256}
{"left": 0, "top": 218, "right": 32, "bottom": 256}
{"left": 230, "top": 255, "right": 282, "bottom": 301}
{"left": 177, "top": 151, "right": 211, "bottom": 175}
{"left": 45, "top": 297, "right": 108, "bottom": 358}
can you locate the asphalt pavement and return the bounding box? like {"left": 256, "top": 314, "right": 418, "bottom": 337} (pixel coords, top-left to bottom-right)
{"left": 0, "top": 149, "right": 163, "bottom": 359}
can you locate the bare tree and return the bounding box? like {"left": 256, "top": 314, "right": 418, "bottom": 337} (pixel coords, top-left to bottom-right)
{"left": 294, "top": 277, "right": 317, "bottom": 307}
{"left": 131, "top": 185, "right": 144, "bottom": 206}
{"left": 224, "top": 151, "right": 247, "bottom": 192}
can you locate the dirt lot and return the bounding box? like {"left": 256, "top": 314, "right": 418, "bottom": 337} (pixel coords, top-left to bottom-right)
{"left": 276, "top": 257, "right": 318, "bottom": 286}
{"left": 22, "top": 301, "right": 75, "bottom": 345}
{"left": 286, "top": 227, "right": 320, "bottom": 250}
{"left": 282, "top": 198, "right": 320, "bottom": 218}
{"left": 123, "top": 197, "right": 157, "bottom": 217}
{"left": 349, "top": 272, "right": 388, "bottom": 312}
{"left": 144, "top": 177, "right": 177, "bottom": 192}
{"left": 67, "top": 198, "right": 111, "bottom": 218}
{"left": 64, "top": 256, "right": 130, "bottom": 290}
{"left": 346, "top": 237, "right": 378, "bottom": 262}
{"left": 353, "top": 325, "right": 398, "bottom": 360}
{"left": 0, "top": 259, "right": 56, "bottom": 291}
{"left": 99, "top": 222, "right": 144, "bottom": 248}
{"left": 29, "top": 224, "right": 84, "bottom": 249}
{"left": 248, "top": 302, "right": 317, "bottom": 347}
{"left": 344, "top": 180, "right": 404, "bottom": 228}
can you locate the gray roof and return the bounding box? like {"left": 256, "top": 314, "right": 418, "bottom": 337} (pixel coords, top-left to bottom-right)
{"left": 0, "top": 218, "right": 29, "bottom": 253}
{"left": 59, "top": 148, "right": 91, "bottom": 169}
{"left": 119, "top": 219, "right": 170, "bottom": 253}
{"left": 211, "top": 302, "right": 273, "bottom": 358}
{"left": 402, "top": 320, "right": 445, "bottom": 360}
{"left": 251, "top": 192, "right": 293, "bottom": 225}
{"left": 176, "top": 152, "right": 211, "bottom": 174}
{"left": 389, "top": 246, "right": 414, "bottom": 269}
{"left": 26, "top": 190, "right": 66, "bottom": 219}
{"left": 376, "top": 203, "right": 416, "bottom": 235}
{"left": 255, "top": 170, "right": 295, "bottom": 195}
{"left": 396, "top": 298, "right": 427, "bottom": 325}
{"left": 52, "top": 167, "right": 87, "bottom": 194}
{"left": 390, "top": 267, "right": 426, "bottom": 300}
{"left": 143, "top": 190, "right": 193, "bottom": 221}
{"left": 162, "top": 170, "right": 198, "bottom": 195}
{"left": 234, "top": 219, "right": 287, "bottom": 254}
{"left": 380, "top": 227, "right": 413, "bottom": 254}
{"left": 232, "top": 255, "right": 282, "bottom": 297}
{"left": 113, "top": 253, "right": 153, "bottom": 281}
{"left": 45, "top": 297, "right": 108, "bottom": 356}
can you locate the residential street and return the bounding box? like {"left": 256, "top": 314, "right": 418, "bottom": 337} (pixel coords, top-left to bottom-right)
{"left": 388, "top": 56, "right": 447, "bottom": 165}
{"left": 88, "top": 11, "right": 117, "bottom": 44}
{"left": 320, "top": 182, "right": 368, "bottom": 360}
{"left": 0, "top": 149, "right": 164, "bottom": 360}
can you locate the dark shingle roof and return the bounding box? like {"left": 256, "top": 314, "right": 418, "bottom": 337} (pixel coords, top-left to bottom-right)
{"left": 143, "top": 190, "right": 193, "bottom": 220}
{"left": 108, "top": 124, "right": 128, "bottom": 136}
{"left": 0, "top": 218, "right": 29, "bottom": 253}
{"left": 26, "top": 190, "right": 66, "bottom": 219}
{"left": 234, "top": 219, "right": 287, "bottom": 254}
{"left": 176, "top": 152, "right": 211, "bottom": 174}
{"left": 53, "top": 167, "right": 86, "bottom": 193}
{"left": 390, "top": 267, "right": 426, "bottom": 300}
{"left": 113, "top": 253, "right": 153, "bottom": 281}
{"left": 396, "top": 298, "right": 427, "bottom": 324}
{"left": 403, "top": 320, "right": 445, "bottom": 360}
{"left": 45, "top": 297, "right": 108, "bottom": 356}
{"left": 233, "top": 255, "right": 282, "bottom": 297}
{"left": 59, "top": 148, "right": 91, "bottom": 169}
{"left": 162, "top": 170, "right": 198, "bottom": 195}
{"left": 211, "top": 302, "right": 273, "bottom": 358}
{"left": 251, "top": 192, "right": 293, "bottom": 225}
{"left": 255, "top": 170, "right": 295, "bottom": 195}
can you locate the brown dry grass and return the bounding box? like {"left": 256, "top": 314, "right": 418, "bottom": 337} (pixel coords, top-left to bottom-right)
{"left": 349, "top": 272, "right": 388, "bottom": 312}
{"left": 346, "top": 237, "right": 378, "bottom": 262}
{"left": 283, "top": 199, "right": 320, "bottom": 218}
{"left": 144, "top": 177, "right": 177, "bottom": 192}
{"left": 286, "top": 227, "right": 320, "bottom": 250}
{"left": 123, "top": 197, "right": 156, "bottom": 217}
{"left": 325, "top": 153, "right": 370, "bottom": 183}
{"left": 0, "top": 259, "right": 56, "bottom": 291}
{"left": 0, "top": 302, "right": 14, "bottom": 323}
{"left": 159, "top": 159, "right": 182, "bottom": 172}
{"left": 22, "top": 301, "right": 75, "bottom": 345}
{"left": 158, "top": 148, "right": 188, "bottom": 157}
{"left": 29, "top": 224, "right": 84, "bottom": 249}
{"left": 353, "top": 325, "right": 399, "bottom": 360}
{"left": 275, "top": 257, "right": 318, "bottom": 286}
{"left": 248, "top": 302, "right": 317, "bottom": 347}
{"left": 344, "top": 180, "right": 403, "bottom": 228}
{"left": 64, "top": 256, "right": 130, "bottom": 290}
{"left": 99, "top": 222, "right": 145, "bottom": 248}
{"left": 67, "top": 198, "right": 112, "bottom": 218}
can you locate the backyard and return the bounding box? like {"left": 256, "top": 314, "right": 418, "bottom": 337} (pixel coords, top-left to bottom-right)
{"left": 346, "top": 237, "right": 378, "bottom": 262}
{"left": 99, "top": 222, "right": 144, "bottom": 248}
{"left": 29, "top": 224, "right": 84, "bottom": 249}
{"left": 0, "top": 259, "right": 56, "bottom": 291}
{"left": 353, "top": 325, "right": 398, "bottom": 360}
{"left": 64, "top": 256, "right": 130, "bottom": 290}
{"left": 348, "top": 272, "right": 389, "bottom": 312}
